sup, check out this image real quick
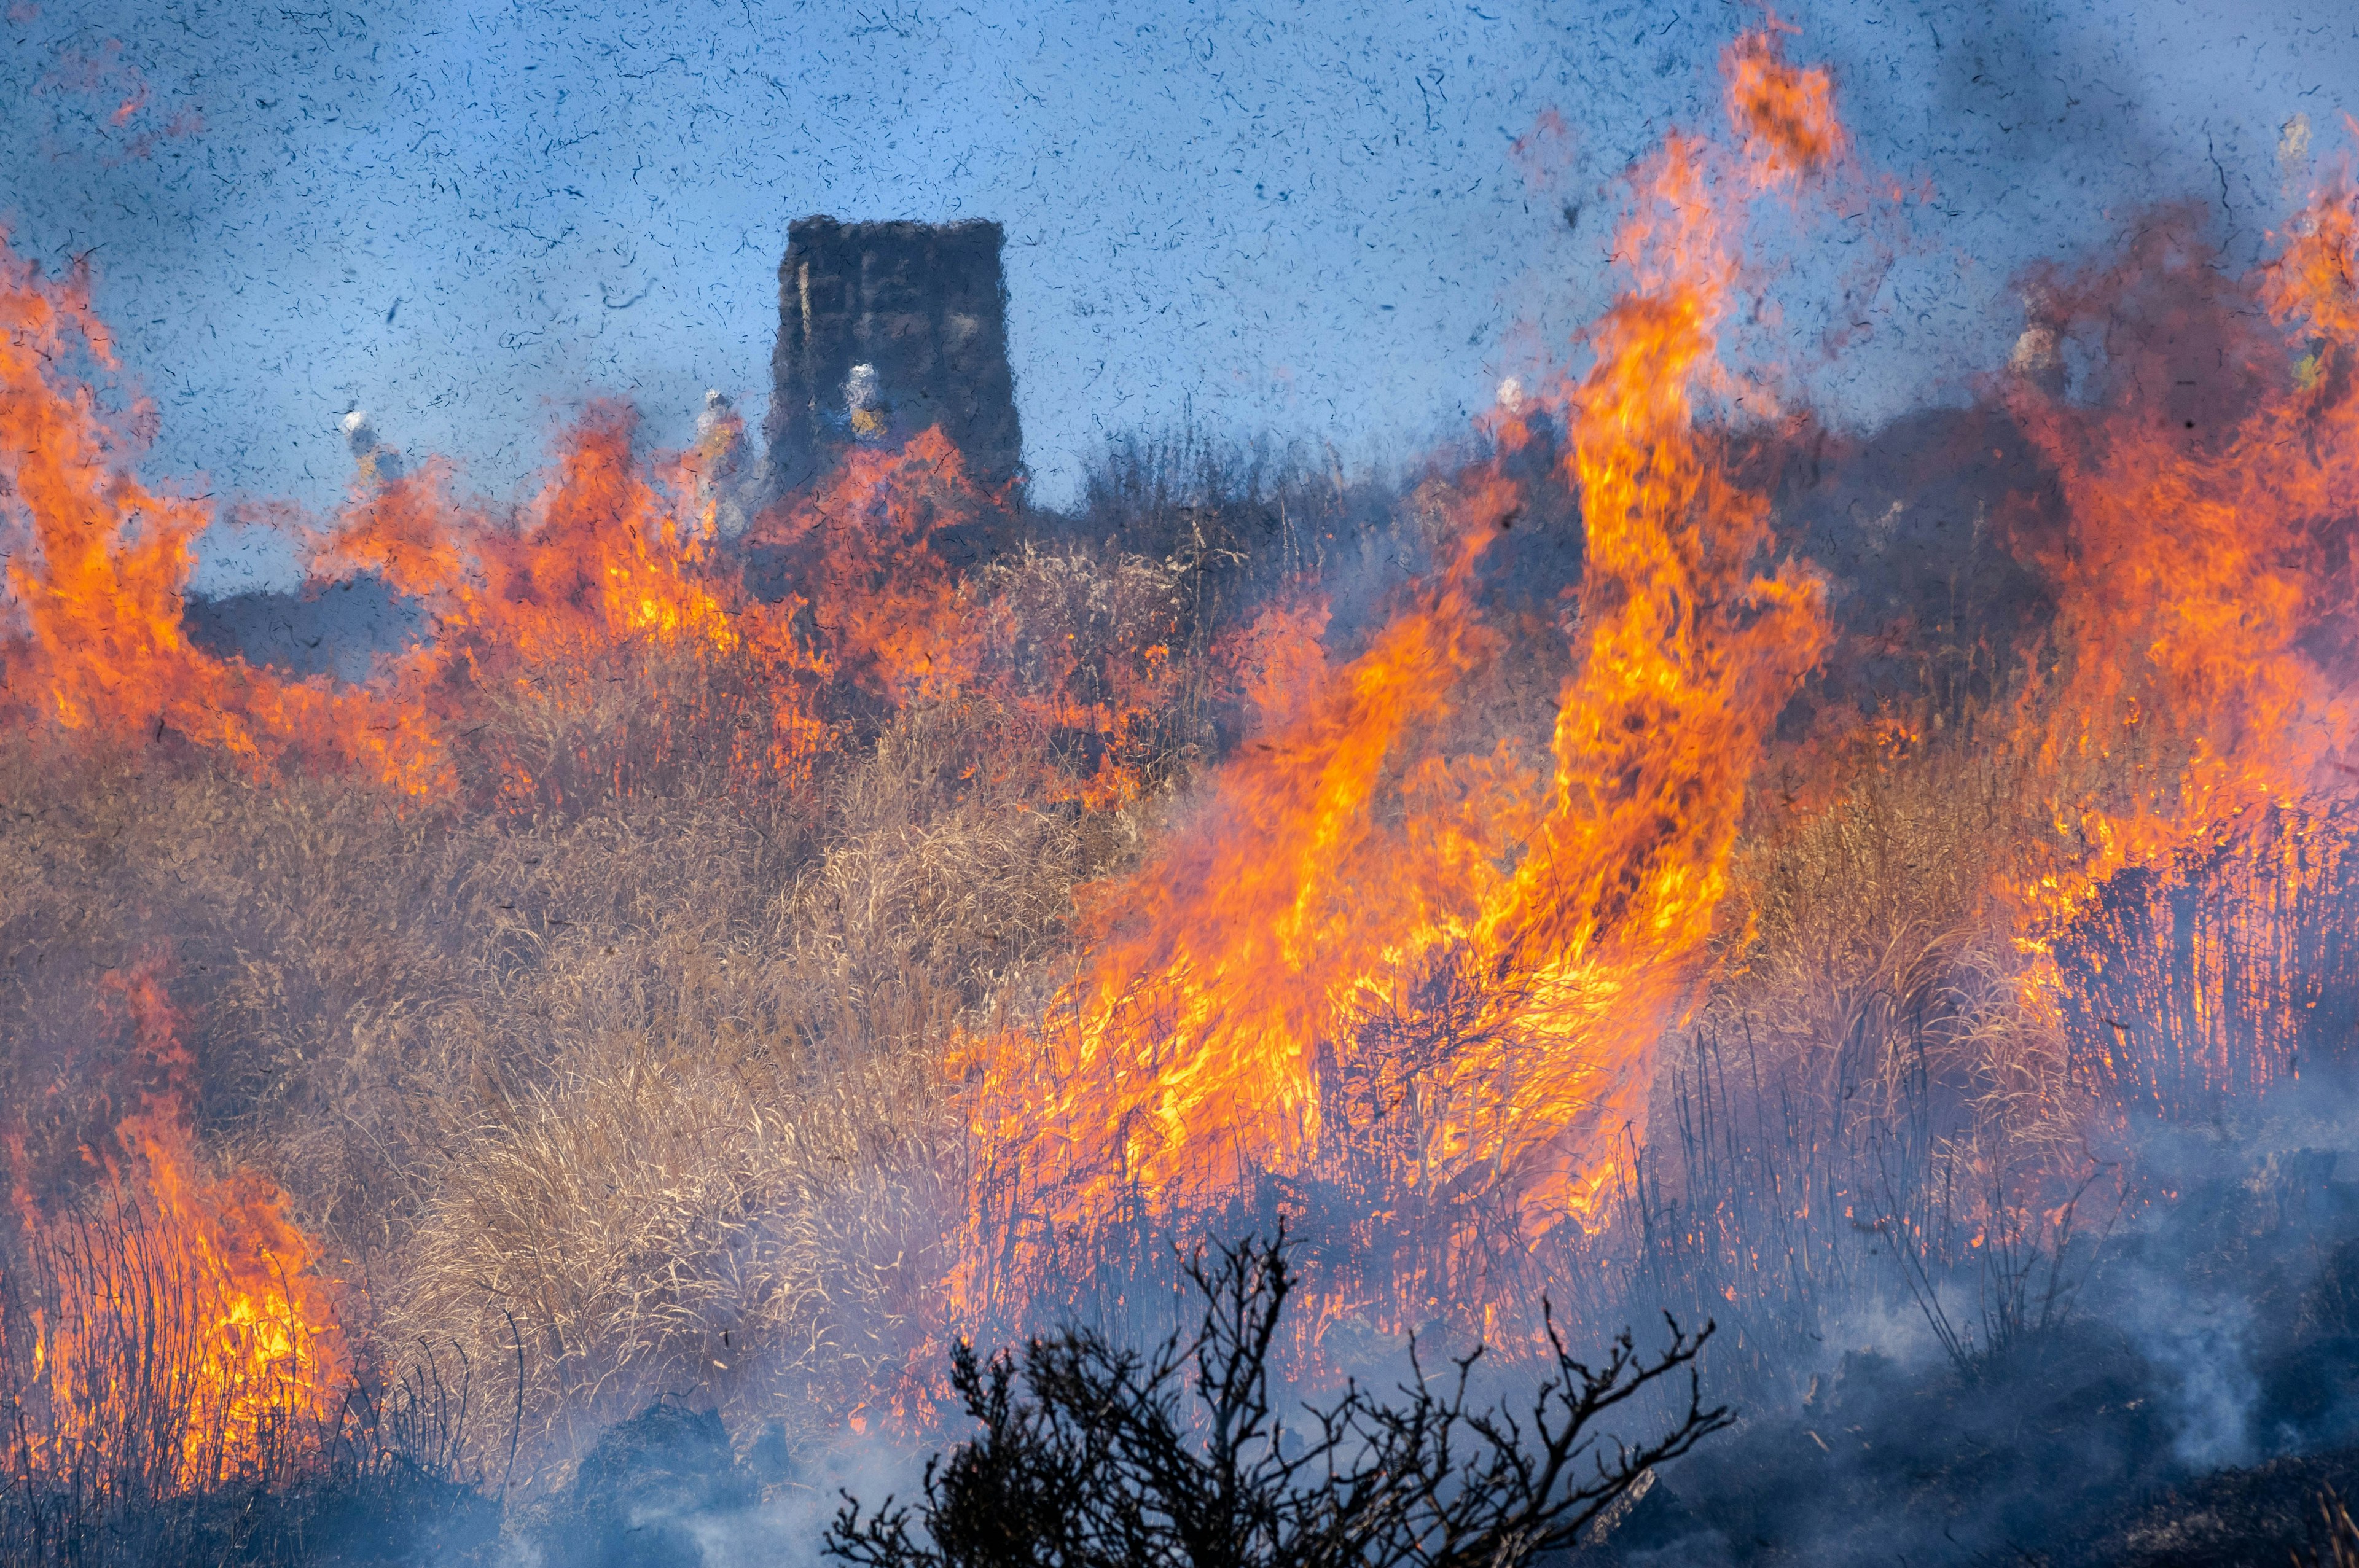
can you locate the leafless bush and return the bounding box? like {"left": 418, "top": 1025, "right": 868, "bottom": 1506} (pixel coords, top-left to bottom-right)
{"left": 1068, "top": 431, "right": 1387, "bottom": 607}
{"left": 828, "top": 1229, "right": 1729, "bottom": 1568}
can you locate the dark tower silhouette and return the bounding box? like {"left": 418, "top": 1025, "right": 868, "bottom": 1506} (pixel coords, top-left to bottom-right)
{"left": 765, "top": 217, "right": 1022, "bottom": 496}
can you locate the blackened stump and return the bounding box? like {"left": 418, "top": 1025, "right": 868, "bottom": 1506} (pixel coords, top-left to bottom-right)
{"left": 765, "top": 216, "right": 1022, "bottom": 496}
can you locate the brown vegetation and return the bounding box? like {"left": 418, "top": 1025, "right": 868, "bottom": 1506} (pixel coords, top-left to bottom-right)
{"left": 0, "top": 526, "right": 1211, "bottom": 1489}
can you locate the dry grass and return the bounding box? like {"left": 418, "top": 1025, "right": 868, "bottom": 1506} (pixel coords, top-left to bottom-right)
{"left": 2315, "top": 1487, "right": 2359, "bottom": 1568}
{"left": 386, "top": 697, "right": 1122, "bottom": 1470}
{"left": 0, "top": 646, "right": 2224, "bottom": 1468}
{"left": 1594, "top": 710, "right": 2121, "bottom": 1391}
{"left": 9, "top": 432, "right": 2341, "bottom": 1503}
{"left": 0, "top": 534, "right": 1187, "bottom": 1487}
{"left": 1617, "top": 661, "right": 2359, "bottom": 1389}
{"left": 1708, "top": 724, "right": 2086, "bottom": 1169}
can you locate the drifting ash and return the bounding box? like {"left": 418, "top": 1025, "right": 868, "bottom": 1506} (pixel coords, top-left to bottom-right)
{"left": 6, "top": 20, "right": 2359, "bottom": 1568}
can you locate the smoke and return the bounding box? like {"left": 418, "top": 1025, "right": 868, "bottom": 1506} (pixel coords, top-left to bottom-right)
{"left": 1619, "top": 1066, "right": 2359, "bottom": 1567}
{"left": 11, "top": 9, "right": 2359, "bottom": 1564}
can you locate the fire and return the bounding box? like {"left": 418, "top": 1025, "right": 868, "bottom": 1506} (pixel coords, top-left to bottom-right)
{"left": 1476, "top": 81, "right": 1832, "bottom": 1222}
{"left": 311, "top": 399, "right": 834, "bottom": 806}
{"left": 407, "top": 402, "right": 742, "bottom": 662}
{"left": 1997, "top": 181, "right": 2359, "bottom": 1109}
{"left": 753, "top": 427, "right": 990, "bottom": 707}
{"left": 2005, "top": 200, "right": 2359, "bottom": 910}
{"left": 1, "top": 217, "right": 1185, "bottom": 818}
{"left": 2, "top": 972, "right": 350, "bottom": 1496}
{"left": 747, "top": 427, "right": 1184, "bottom": 807}
{"left": 6, "top": 9, "right": 2356, "bottom": 1467}
{"left": 1723, "top": 20, "right": 1847, "bottom": 184}
{"left": 0, "top": 249, "right": 842, "bottom": 809}
{"left": 957, "top": 28, "right": 1844, "bottom": 1328}
{"left": 0, "top": 246, "right": 448, "bottom": 795}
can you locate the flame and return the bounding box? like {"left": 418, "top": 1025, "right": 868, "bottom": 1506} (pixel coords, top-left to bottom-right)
{"left": 460, "top": 402, "right": 741, "bottom": 660}
{"left": 0, "top": 244, "right": 448, "bottom": 794}
{"left": 8, "top": 12, "right": 2353, "bottom": 1443}
{"left": 957, "top": 28, "right": 1843, "bottom": 1328}
{"left": 2, "top": 972, "right": 350, "bottom": 1494}
{"left": 322, "top": 404, "right": 772, "bottom": 671}
{"left": 2005, "top": 198, "right": 2359, "bottom": 911}
{"left": 1990, "top": 179, "right": 2359, "bottom": 1109}
{"left": 0, "top": 247, "right": 847, "bottom": 807}
{"left": 1475, "top": 95, "right": 1832, "bottom": 1222}
{"left": 748, "top": 426, "right": 1186, "bottom": 806}
{"left": 313, "top": 401, "right": 839, "bottom": 806}
{"left": 2, "top": 228, "right": 1176, "bottom": 814}
{"left": 751, "top": 426, "right": 989, "bottom": 706}
{"left": 1723, "top": 20, "right": 1847, "bottom": 185}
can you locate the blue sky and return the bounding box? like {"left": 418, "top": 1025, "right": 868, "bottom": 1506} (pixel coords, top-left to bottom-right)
{"left": 3, "top": 0, "right": 2354, "bottom": 593}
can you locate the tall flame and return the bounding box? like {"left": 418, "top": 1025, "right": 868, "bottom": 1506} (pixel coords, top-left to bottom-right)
{"left": 1997, "top": 181, "right": 2359, "bottom": 1109}
{"left": 2, "top": 972, "right": 350, "bottom": 1495}
{"left": 2007, "top": 195, "right": 2359, "bottom": 910}
{"left": 958, "top": 28, "right": 1843, "bottom": 1327}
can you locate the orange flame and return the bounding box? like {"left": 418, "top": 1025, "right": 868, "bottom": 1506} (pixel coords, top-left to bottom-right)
{"left": 748, "top": 426, "right": 1186, "bottom": 806}
{"left": 0, "top": 243, "right": 448, "bottom": 794}
{"left": 3, "top": 972, "right": 351, "bottom": 1494}
{"left": 315, "top": 401, "right": 840, "bottom": 805}
{"left": 957, "top": 27, "right": 1845, "bottom": 1328}
{"left": 751, "top": 426, "right": 989, "bottom": 706}
{"left": 2, "top": 225, "right": 1180, "bottom": 815}
{"left": 2004, "top": 197, "right": 2359, "bottom": 876}
{"left": 1724, "top": 20, "right": 1848, "bottom": 185}
{"left": 1992, "top": 179, "right": 2359, "bottom": 1109}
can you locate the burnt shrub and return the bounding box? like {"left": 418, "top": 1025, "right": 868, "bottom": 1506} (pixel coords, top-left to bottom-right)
{"left": 827, "top": 1229, "right": 1730, "bottom": 1568}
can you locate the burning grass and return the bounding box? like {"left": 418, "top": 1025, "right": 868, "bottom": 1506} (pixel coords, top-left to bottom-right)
{"left": 4, "top": 18, "right": 2359, "bottom": 1566}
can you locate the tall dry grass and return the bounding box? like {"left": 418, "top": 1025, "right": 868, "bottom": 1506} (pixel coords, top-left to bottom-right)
{"left": 10, "top": 427, "right": 2345, "bottom": 1500}
{"left": 387, "top": 697, "right": 1126, "bottom": 1468}
{"left": 1609, "top": 666, "right": 2359, "bottom": 1396}
{"left": 1708, "top": 719, "right": 2084, "bottom": 1156}
{"left": 0, "top": 528, "right": 1200, "bottom": 1486}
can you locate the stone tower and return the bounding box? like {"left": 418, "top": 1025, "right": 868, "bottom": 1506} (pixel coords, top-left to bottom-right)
{"left": 765, "top": 216, "right": 1022, "bottom": 496}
